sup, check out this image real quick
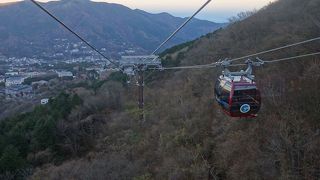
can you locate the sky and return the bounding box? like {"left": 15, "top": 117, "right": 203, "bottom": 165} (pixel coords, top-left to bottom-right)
{"left": 0, "top": 0, "right": 277, "bottom": 22}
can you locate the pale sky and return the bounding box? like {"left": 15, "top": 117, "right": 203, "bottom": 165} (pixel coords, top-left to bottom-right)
{"left": 0, "top": 0, "right": 277, "bottom": 22}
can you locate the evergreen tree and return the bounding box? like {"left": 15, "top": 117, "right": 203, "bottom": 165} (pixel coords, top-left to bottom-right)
{"left": 0, "top": 145, "right": 25, "bottom": 172}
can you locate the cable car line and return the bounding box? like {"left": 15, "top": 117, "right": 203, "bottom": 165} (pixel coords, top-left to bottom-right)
{"left": 228, "top": 36, "right": 320, "bottom": 63}
{"left": 263, "top": 51, "right": 320, "bottom": 63}
{"left": 150, "top": 50, "right": 320, "bottom": 71}
{"left": 154, "top": 35, "right": 320, "bottom": 71}
{"left": 145, "top": 0, "right": 213, "bottom": 81}
{"left": 151, "top": 63, "right": 247, "bottom": 70}
{"left": 29, "top": 0, "right": 320, "bottom": 118}
{"left": 153, "top": 64, "right": 217, "bottom": 70}
{"left": 153, "top": 50, "right": 320, "bottom": 118}
{"left": 29, "top": 0, "right": 119, "bottom": 67}
{"left": 216, "top": 51, "right": 320, "bottom": 67}
{"left": 151, "top": 0, "right": 212, "bottom": 55}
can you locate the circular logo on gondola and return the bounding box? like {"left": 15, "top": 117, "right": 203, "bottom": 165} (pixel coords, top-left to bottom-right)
{"left": 240, "top": 104, "right": 251, "bottom": 113}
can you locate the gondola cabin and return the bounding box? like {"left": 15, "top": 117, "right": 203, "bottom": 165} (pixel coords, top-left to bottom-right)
{"left": 214, "top": 75, "right": 261, "bottom": 118}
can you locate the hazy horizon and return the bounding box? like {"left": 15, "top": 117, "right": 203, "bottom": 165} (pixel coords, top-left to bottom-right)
{"left": 0, "top": 0, "right": 276, "bottom": 22}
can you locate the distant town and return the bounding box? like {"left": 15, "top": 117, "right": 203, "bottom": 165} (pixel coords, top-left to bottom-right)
{"left": 0, "top": 44, "right": 125, "bottom": 104}
{"left": 0, "top": 38, "right": 150, "bottom": 120}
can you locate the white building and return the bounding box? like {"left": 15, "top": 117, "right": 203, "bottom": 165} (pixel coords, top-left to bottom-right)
{"left": 5, "top": 85, "right": 33, "bottom": 99}
{"left": 32, "top": 80, "right": 49, "bottom": 86}
{"left": 5, "top": 76, "right": 25, "bottom": 87}
{"left": 41, "top": 98, "right": 49, "bottom": 105}
{"left": 5, "top": 72, "right": 19, "bottom": 77}
{"left": 22, "top": 72, "right": 45, "bottom": 78}
{"left": 56, "top": 71, "right": 73, "bottom": 78}
{"left": 71, "top": 49, "right": 80, "bottom": 53}
{"left": 0, "top": 75, "right": 5, "bottom": 83}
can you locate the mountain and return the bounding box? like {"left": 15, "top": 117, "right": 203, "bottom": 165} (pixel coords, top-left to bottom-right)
{"left": 0, "top": 0, "right": 224, "bottom": 58}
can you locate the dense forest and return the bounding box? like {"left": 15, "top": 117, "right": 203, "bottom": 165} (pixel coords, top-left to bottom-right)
{"left": 0, "top": 0, "right": 320, "bottom": 179}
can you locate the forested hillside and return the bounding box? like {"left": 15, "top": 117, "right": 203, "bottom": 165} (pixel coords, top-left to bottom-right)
{"left": 1, "top": 0, "right": 319, "bottom": 179}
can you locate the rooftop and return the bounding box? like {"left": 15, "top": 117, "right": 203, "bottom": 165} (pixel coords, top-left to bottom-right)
{"left": 6, "top": 84, "right": 32, "bottom": 91}
{"left": 6, "top": 76, "right": 25, "bottom": 81}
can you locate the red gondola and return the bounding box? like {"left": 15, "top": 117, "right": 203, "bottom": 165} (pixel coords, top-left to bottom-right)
{"left": 214, "top": 60, "right": 262, "bottom": 118}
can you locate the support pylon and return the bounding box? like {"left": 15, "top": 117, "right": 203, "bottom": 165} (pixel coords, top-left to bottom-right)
{"left": 137, "top": 66, "right": 144, "bottom": 121}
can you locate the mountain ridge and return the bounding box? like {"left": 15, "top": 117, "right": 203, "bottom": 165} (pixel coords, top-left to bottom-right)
{"left": 0, "top": 0, "right": 225, "bottom": 58}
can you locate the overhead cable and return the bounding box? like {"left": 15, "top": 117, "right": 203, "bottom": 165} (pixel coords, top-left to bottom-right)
{"left": 159, "top": 36, "right": 320, "bottom": 70}
{"left": 156, "top": 51, "right": 320, "bottom": 70}
{"left": 151, "top": 0, "right": 212, "bottom": 55}
{"left": 30, "top": 0, "right": 118, "bottom": 67}
{"left": 264, "top": 51, "right": 320, "bottom": 63}
{"left": 145, "top": 0, "right": 213, "bottom": 81}
{"left": 229, "top": 36, "right": 320, "bottom": 62}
